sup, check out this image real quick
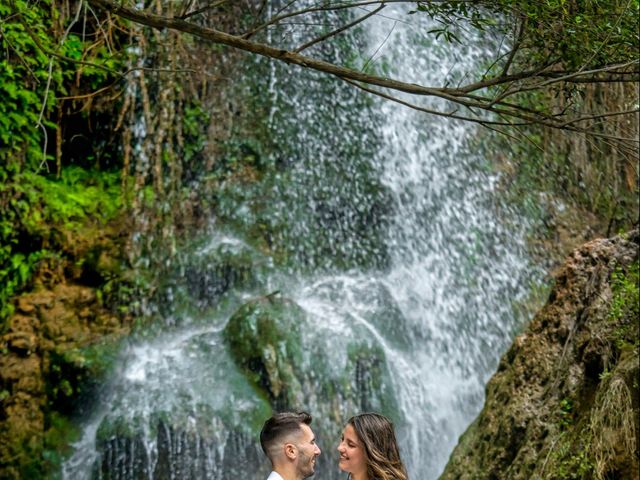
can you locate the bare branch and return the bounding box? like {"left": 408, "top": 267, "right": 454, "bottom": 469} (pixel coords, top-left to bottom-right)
{"left": 346, "top": 77, "right": 639, "bottom": 146}
{"left": 178, "top": 0, "right": 230, "bottom": 20}
{"left": 294, "top": 4, "right": 385, "bottom": 54}
{"left": 559, "top": 108, "right": 640, "bottom": 128}
{"left": 243, "top": 0, "right": 413, "bottom": 40}
{"left": 362, "top": 14, "right": 396, "bottom": 72}
{"left": 342, "top": 78, "right": 524, "bottom": 127}
{"left": 500, "top": 17, "right": 525, "bottom": 78}
{"left": 88, "top": 0, "right": 453, "bottom": 99}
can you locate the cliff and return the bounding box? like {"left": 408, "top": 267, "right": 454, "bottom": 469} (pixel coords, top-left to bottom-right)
{"left": 0, "top": 222, "right": 130, "bottom": 478}
{"left": 441, "top": 230, "right": 639, "bottom": 479}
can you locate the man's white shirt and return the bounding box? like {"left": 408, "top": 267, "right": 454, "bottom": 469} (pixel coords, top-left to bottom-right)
{"left": 266, "top": 472, "right": 284, "bottom": 480}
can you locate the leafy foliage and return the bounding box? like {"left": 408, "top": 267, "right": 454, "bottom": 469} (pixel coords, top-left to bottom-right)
{"left": 505, "top": 0, "right": 639, "bottom": 69}
{"left": 0, "top": 165, "right": 122, "bottom": 324}
{"left": 0, "top": 0, "right": 126, "bottom": 325}
{"left": 413, "top": 0, "right": 639, "bottom": 70}
{"left": 0, "top": 0, "right": 58, "bottom": 166}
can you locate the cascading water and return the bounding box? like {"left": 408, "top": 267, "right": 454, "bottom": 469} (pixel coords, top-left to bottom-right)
{"left": 63, "top": 4, "right": 542, "bottom": 479}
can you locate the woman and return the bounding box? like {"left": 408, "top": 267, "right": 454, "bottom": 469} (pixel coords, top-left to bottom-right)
{"left": 337, "top": 412, "right": 408, "bottom": 480}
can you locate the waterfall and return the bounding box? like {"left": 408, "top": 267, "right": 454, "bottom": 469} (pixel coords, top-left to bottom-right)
{"left": 63, "top": 4, "right": 541, "bottom": 480}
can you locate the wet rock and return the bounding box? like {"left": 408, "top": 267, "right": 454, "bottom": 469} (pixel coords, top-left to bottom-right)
{"left": 223, "top": 295, "right": 305, "bottom": 408}
{"left": 441, "top": 230, "right": 639, "bottom": 480}
{"left": 181, "top": 237, "right": 267, "bottom": 308}
{"left": 95, "top": 417, "right": 269, "bottom": 480}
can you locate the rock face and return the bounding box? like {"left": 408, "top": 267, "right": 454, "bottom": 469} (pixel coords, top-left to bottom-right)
{"left": 0, "top": 283, "right": 127, "bottom": 478}
{"left": 0, "top": 218, "right": 131, "bottom": 479}
{"left": 440, "top": 231, "right": 639, "bottom": 480}
{"left": 224, "top": 295, "right": 306, "bottom": 410}
{"left": 95, "top": 417, "right": 268, "bottom": 480}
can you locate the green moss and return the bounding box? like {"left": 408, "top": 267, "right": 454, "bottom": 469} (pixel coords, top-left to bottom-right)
{"left": 47, "top": 338, "right": 123, "bottom": 414}
{"left": 223, "top": 295, "right": 305, "bottom": 406}
{"left": 550, "top": 431, "right": 595, "bottom": 480}
{"left": 558, "top": 397, "right": 575, "bottom": 430}
{"left": 345, "top": 342, "right": 400, "bottom": 422}
{"left": 96, "top": 414, "right": 147, "bottom": 446}
{"left": 41, "top": 413, "right": 81, "bottom": 479}
{"left": 1, "top": 166, "right": 124, "bottom": 327}
{"left": 604, "top": 258, "right": 640, "bottom": 369}
{"left": 2, "top": 412, "right": 80, "bottom": 480}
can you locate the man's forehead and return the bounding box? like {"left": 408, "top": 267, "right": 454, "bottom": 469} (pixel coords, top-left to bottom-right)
{"left": 279, "top": 422, "right": 314, "bottom": 446}
{"left": 298, "top": 423, "right": 315, "bottom": 441}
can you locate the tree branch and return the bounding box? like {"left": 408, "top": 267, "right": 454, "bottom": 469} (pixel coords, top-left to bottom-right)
{"left": 178, "top": 0, "right": 230, "bottom": 20}
{"left": 243, "top": 0, "right": 414, "bottom": 39}
{"left": 294, "top": 4, "right": 385, "bottom": 54}
{"left": 86, "top": 0, "right": 639, "bottom": 147}
{"left": 88, "top": 0, "right": 453, "bottom": 99}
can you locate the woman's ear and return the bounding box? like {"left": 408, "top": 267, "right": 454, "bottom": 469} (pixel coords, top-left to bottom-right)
{"left": 284, "top": 443, "right": 297, "bottom": 460}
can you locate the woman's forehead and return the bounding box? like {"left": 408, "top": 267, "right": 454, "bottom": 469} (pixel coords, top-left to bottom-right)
{"left": 342, "top": 424, "right": 359, "bottom": 442}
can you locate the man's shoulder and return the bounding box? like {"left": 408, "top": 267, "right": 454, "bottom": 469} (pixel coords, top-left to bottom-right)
{"left": 266, "top": 471, "right": 284, "bottom": 480}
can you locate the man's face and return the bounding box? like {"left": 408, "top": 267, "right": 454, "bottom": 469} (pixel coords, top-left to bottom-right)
{"left": 293, "top": 424, "right": 321, "bottom": 478}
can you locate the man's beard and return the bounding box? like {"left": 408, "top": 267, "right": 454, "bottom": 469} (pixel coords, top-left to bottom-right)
{"left": 298, "top": 450, "right": 317, "bottom": 478}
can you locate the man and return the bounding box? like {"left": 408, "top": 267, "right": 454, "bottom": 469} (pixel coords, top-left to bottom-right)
{"left": 260, "top": 411, "right": 322, "bottom": 480}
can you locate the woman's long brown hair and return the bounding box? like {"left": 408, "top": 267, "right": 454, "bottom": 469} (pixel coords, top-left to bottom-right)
{"left": 347, "top": 412, "right": 408, "bottom": 480}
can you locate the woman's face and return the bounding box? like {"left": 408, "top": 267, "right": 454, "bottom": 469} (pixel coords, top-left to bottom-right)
{"left": 337, "top": 424, "right": 367, "bottom": 478}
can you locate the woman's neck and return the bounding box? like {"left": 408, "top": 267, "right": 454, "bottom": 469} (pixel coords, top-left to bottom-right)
{"left": 350, "top": 473, "right": 369, "bottom": 480}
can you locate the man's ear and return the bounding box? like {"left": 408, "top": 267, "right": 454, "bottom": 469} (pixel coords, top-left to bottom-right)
{"left": 284, "top": 443, "right": 297, "bottom": 461}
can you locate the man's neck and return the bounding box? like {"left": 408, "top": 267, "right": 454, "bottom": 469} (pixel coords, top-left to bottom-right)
{"left": 273, "top": 466, "right": 301, "bottom": 480}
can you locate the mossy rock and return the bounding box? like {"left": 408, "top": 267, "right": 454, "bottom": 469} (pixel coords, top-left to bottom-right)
{"left": 223, "top": 295, "right": 305, "bottom": 409}
{"left": 348, "top": 280, "right": 413, "bottom": 350}
{"left": 89, "top": 325, "right": 274, "bottom": 479}
{"left": 440, "top": 230, "right": 639, "bottom": 480}
{"left": 175, "top": 234, "right": 270, "bottom": 309}
{"left": 46, "top": 339, "right": 122, "bottom": 415}
{"left": 223, "top": 293, "right": 403, "bottom": 431}
{"left": 345, "top": 342, "right": 399, "bottom": 418}
{"left": 94, "top": 414, "right": 268, "bottom": 480}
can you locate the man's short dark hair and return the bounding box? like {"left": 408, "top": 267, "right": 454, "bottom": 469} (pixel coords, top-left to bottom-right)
{"left": 260, "top": 411, "right": 313, "bottom": 459}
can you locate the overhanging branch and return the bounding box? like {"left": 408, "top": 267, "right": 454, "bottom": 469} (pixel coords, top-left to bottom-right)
{"left": 87, "top": 0, "right": 640, "bottom": 147}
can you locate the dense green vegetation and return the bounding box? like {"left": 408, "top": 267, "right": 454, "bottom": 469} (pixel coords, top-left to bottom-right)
{"left": 0, "top": 2, "right": 130, "bottom": 477}
{"left": 0, "top": 0, "right": 126, "bottom": 325}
